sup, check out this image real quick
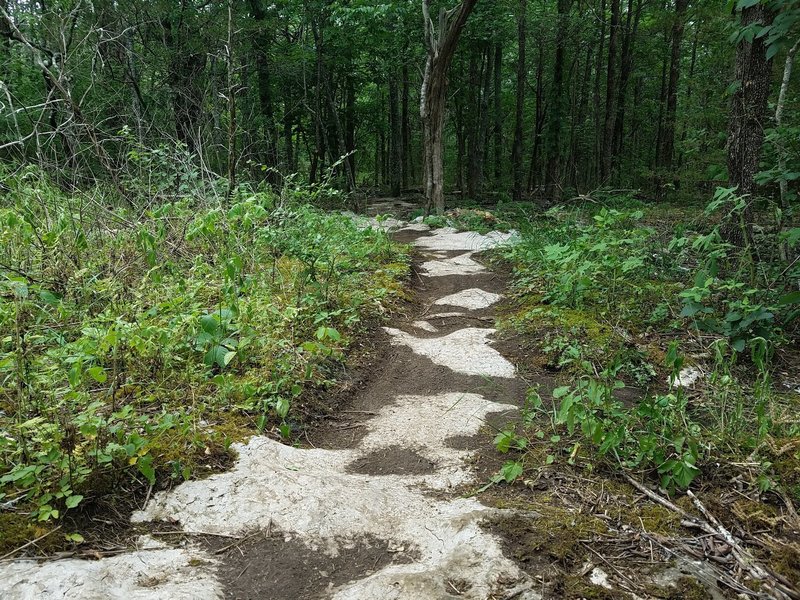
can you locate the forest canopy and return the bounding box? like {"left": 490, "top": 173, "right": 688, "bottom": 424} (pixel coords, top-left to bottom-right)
{"left": 0, "top": 0, "right": 796, "bottom": 208}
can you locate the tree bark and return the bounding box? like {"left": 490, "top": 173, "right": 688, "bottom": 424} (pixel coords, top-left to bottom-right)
{"left": 250, "top": 0, "right": 279, "bottom": 184}
{"left": 389, "top": 73, "right": 402, "bottom": 196}
{"left": 592, "top": 0, "right": 607, "bottom": 182}
{"left": 656, "top": 0, "right": 688, "bottom": 171}
{"left": 725, "top": 2, "right": 775, "bottom": 247}
{"left": 612, "top": 0, "right": 641, "bottom": 165}
{"left": 493, "top": 42, "right": 503, "bottom": 182}
{"left": 545, "top": 0, "right": 571, "bottom": 201}
{"left": 401, "top": 64, "right": 411, "bottom": 189}
{"left": 775, "top": 39, "right": 798, "bottom": 215}
{"left": 420, "top": 0, "right": 479, "bottom": 215}
{"left": 511, "top": 0, "right": 527, "bottom": 201}
{"left": 600, "top": 0, "right": 620, "bottom": 180}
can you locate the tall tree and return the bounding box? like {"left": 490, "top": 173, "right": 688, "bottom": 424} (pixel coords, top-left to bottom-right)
{"left": 601, "top": 0, "right": 621, "bottom": 180}
{"left": 725, "top": 1, "right": 775, "bottom": 246}
{"left": 511, "top": 0, "right": 527, "bottom": 201}
{"left": 493, "top": 42, "right": 503, "bottom": 182}
{"left": 545, "top": 0, "right": 572, "bottom": 200}
{"left": 656, "top": 0, "right": 689, "bottom": 171}
{"left": 420, "top": 0, "right": 479, "bottom": 214}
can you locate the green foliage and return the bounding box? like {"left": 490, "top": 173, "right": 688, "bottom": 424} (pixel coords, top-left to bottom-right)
{"left": 490, "top": 193, "right": 799, "bottom": 497}
{"left": 0, "top": 166, "right": 408, "bottom": 523}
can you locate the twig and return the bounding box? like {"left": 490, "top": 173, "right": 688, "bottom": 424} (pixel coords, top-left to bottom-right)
{"left": 151, "top": 530, "right": 239, "bottom": 539}
{"left": 213, "top": 531, "right": 258, "bottom": 555}
{"left": 0, "top": 526, "right": 62, "bottom": 560}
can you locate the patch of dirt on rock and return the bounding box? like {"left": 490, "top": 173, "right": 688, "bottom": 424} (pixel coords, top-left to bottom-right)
{"left": 307, "top": 337, "right": 524, "bottom": 450}
{"left": 208, "top": 529, "right": 414, "bottom": 600}
{"left": 346, "top": 445, "right": 436, "bottom": 475}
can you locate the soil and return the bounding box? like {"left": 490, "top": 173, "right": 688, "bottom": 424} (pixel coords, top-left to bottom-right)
{"left": 346, "top": 445, "right": 437, "bottom": 476}
{"left": 206, "top": 529, "right": 414, "bottom": 600}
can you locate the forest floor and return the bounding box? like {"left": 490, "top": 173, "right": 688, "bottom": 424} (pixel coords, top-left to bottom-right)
{"left": 0, "top": 199, "right": 795, "bottom": 599}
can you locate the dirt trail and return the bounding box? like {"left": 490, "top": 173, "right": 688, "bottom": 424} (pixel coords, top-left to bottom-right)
{"left": 0, "top": 218, "right": 540, "bottom": 599}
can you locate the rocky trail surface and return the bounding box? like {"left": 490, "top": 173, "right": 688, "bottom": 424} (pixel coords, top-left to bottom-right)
{"left": 1, "top": 217, "right": 541, "bottom": 600}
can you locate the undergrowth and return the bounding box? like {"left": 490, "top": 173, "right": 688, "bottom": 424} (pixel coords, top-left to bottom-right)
{"left": 487, "top": 191, "right": 800, "bottom": 500}
{"left": 0, "top": 165, "right": 408, "bottom": 542}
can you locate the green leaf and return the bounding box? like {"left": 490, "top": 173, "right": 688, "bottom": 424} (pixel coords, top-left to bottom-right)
{"left": 552, "top": 386, "right": 571, "bottom": 399}
{"left": 204, "top": 346, "right": 228, "bottom": 368}
{"left": 494, "top": 430, "right": 514, "bottom": 453}
{"left": 778, "top": 291, "right": 800, "bottom": 306}
{"left": 65, "top": 495, "right": 83, "bottom": 509}
{"left": 200, "top": 314, "right": 220, "bottom": 335}
{"left": 86, "top": 367, "right": 107, "bottom": 384}
{"left": 39, "top": 290, "right": 61, "bottom": 305}
{"left": 137, "top": 455, "right": 156, "bottom": 485}
{"left": 500, "top": 460, "right": 523, "bottom": 483}
{"left": 275, "top": 397, "right": 290, "bottom": 418}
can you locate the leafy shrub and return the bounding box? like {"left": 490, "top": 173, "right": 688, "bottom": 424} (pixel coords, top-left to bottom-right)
{"left": 0, "top": 167, "right": 408, "bottom": 523}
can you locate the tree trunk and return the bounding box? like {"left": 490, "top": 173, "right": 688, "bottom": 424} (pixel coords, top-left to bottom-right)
{"left": 345, "top": 73, "right": 357, "bottom": 184}
{"left": 612, "top": 0, "right": 641, "bottom": 165}
{"left": 476, "top": 44, "right": 493, "bottom": 195}
{"left": 226, "top": 0, "right": 237, "bottom": 194}
{"left": 677, "top": 27, "right": 698, "bottom": 168}
{"left": 250, "top": 0, "right": 279, "bottom": 184}
{"left": 527, "top": 41, "right": 545, "bottom": 192}
{"left": 388, "top": 74, "right": 402, "bottom": 196}
{"left": 725, "top": 2, "right": 775, "bottom": 247}
{"left": 592, "top": 0, "right": 607, "bottom": 182}
{"left": 775, "top": 39, "right": 798, "bottom": 208}
{"left": 776, "top": 39, "right": 799, "bottom": 259}
{"left": 600, "top": 0, "right": 620, "bottom": 180}
{"left": 511, "top": 0, "right": 527, "bottom": 201}
{"left": 466, "top": 48, "right": 481, "bottom": 197}
{"left": 493, "top": 42, "right": 503, "bottom": 182}
{"left": 401, "top": 64, "right": 411, "bottom": 189}
{"left": 656, "top": 0, "right": 688, "bottom": 171}
{"left": 545, "top": 0, "right": 571, "bottom": 201}
{"left": 420, "top": 0, "right": 479, "bottom": 215}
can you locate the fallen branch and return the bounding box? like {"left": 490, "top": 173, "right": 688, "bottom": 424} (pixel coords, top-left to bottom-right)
{"left": 623, "top": 475, "right": 798, "bottom": 599}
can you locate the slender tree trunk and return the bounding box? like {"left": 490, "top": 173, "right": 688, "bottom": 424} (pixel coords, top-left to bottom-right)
{"left": 571, "top": 43, "right": 594, "bottom": 189}
{"left": 593, "top": 0, "right": 607, "bottom": 182}
{"left": 776, "top": 39, "right": 799, "bottom": 215}
{"left": 527, "top": 41, "right": 545, "bottom": 192}
{"left": 226, "top": 0, "right": 237, "bottom": 194}
{"left": 545, "top": 0, "right": 571, "bottom": 201}
{"left": 420, "top": 0, "right": 478, "bottom": 214}
{"left": 677, "top": 27, "right": 698, "bottom": 168}
{"left": 653, "top": 51, "right": 668, "bottom": 169}
{"left": 466, "top": 48, "right": 481, "bottom": 197}
{"left": 656, "top": 0, "right": 688, "bottom": 171}
{"left": 401, "top": 64, "right": 411, "bottom": 189}
{"left": 612, "top": 0, "right": 641, "bottom": 166}
{"left": 511, "top": 0, "right": 527, "bottom": 200}
{"left": 345, "top": 73, "right": 356, "bottom": 184}
{"left": 776, "top": 39, "right": 800, "bottom": 259}
{"left": 388, "top": 74, "right": 402, "bottom": 196}
{"left": 250, "top": 0, "right": 279, "bottom": 184}
{"left": 477, "top": 44, "right": 493, "bottom": 195}
{"left": 493, "top": 42, "right": 503, "bottom": 182}
{"left": 312, "top": 22, "right": 326, "bottom": 183}
{"left": 456, "top": 87, "right": 466, "bottom": 194}
{"left": 600, "top": 0, "right": 620, "bottom": 180}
